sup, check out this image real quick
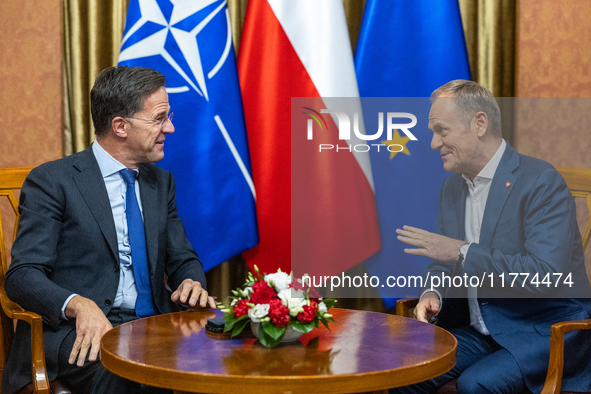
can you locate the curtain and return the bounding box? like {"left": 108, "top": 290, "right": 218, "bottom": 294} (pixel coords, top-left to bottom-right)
{"left": 459, "top": 0, "right": 517, "bottom": 142}
{"left": 63, "top": 0, "right": 129, "bottom": 156}
{"left": 62, "top": 0, "right": 516, "bottom": 312}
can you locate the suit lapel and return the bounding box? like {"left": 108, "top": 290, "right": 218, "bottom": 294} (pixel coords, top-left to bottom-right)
{"left": 72, "top": 147, "right": 119, "bottom": 264}
{"left": 453, "top": 176, "right": 467, "bottom": 241}
{"left": 138, "top": 165, "right": 158, "bottom": 278}
{"left": 479, "top": 144, "right": 520, "bottom": 246}
{"left": 449, "top": 175, "right": 467, "bottom": 275}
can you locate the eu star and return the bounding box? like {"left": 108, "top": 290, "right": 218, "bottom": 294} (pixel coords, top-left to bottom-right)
{"left": 381, "top": 130, "right": 411, "bottom": 159}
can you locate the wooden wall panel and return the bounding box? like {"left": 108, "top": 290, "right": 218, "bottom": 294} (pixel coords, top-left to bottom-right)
{"left": 0, "top": 0, "right": 63, "bottom": 168}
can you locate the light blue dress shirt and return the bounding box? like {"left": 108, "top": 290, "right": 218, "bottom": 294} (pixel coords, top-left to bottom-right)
{"left": 61, "top": 141, "right": 143, "bottom": 318}
{"left": 93, "top": 140, "right": 144, "bottom": 309}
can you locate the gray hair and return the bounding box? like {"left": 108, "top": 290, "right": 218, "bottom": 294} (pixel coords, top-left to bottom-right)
{"left": 430, "top": 80, "right": 502, "bottom": 138}
{"left": 90, "top": 66, "right": 166, "bottom": 136}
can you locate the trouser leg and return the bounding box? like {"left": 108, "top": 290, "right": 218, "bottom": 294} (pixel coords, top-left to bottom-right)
{"left": 57, "top": 324, "right": 140, "bottom": 394}
{"left": 456, "top": 348, "right": 529, "bottom": 394}
{"left": 57, "top": 308, "right": 171, "bottom": 394}
{"left": 389, "top": 326, "right": 504, "bottom": 394}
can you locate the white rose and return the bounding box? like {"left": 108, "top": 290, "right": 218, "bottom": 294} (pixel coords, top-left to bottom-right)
{"left": 318, "top": 301, "right": 327, "bottom": 313}
{"left": 231, "top": 298, "right": 238, "bottom": 307}
{"left": 248, "top": 303, "right": 270, "bottom": 323}
{"left": 264, "top": 272, "right": 292, "bottom": 292}
{"left": 278, "top": 289, "right": 306, "bottom": 309}
{"left": 289, "top": 305, "right": 304, "bottom": 317}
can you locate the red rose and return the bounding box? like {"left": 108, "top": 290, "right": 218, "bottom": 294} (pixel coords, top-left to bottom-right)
{"left": 268, "top": 299, "right": 290, "bottom": 327}
{"left": 250, "top": 285, "right": 276, "bottom": 305}
{"left": 233, "top": 299, "right": 250, "bottom": 318}
{"left": 252, "top": 280, "right": 270, "bottom": 292}
{"left": 297, "top": 301, "right": 318, "bottom": 323}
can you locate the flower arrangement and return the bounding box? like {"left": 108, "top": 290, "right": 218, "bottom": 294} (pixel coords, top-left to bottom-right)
{"left": 219, "top": 266, "right": 336, "bottom": 348}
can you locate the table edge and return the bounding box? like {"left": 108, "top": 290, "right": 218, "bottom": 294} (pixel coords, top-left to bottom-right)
{"left": 100, "top": 311, "right": 457, "bottom": 393}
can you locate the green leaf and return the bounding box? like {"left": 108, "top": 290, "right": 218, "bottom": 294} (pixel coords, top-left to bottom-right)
{"left": 231, "top": 318, "right": 250, "bottom": 337}
{"left": 320, "top": 319, "right": 330, "bottom": 330}
{"left": 257, "top": 326, "right": 282, "bottom": 348}
{"left": 323, "top": 298, "right": 337, "bottom": 309}
{"left": 224, "top": 313, "right": 248, "bottom": 332}
{"left": 291, "top": 320, "right": 314, "bottom": 334}
{"left": 261, "top": 320, "right": 286, "bottom": 341}
{"left": 223, "top": 314, "right": 237, "bottom": 332}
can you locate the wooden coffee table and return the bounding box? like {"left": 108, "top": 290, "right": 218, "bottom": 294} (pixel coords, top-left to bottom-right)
{"left": 100, "top": 308, "right": 456, "bottom": 393}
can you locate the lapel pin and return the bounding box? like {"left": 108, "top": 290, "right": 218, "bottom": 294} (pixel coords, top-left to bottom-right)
{"left": 506, "top": 182, "right": 511, "bottom": 188}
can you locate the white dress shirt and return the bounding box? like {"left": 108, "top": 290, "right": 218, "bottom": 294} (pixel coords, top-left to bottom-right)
{"left": 462, "top": 139, "right": 507, "bottom": 335}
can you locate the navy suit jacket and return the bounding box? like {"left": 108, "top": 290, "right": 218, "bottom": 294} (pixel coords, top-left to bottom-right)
{"left": 425, "top": 143, "right": 591, "bottom": 393}
{"left": 2, "top": 146, "right": 207, "bottom": 393}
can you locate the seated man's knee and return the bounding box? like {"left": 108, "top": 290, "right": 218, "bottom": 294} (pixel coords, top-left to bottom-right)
{"left": 456, "top": 372, "right": 490, "bottom": 394}
{"left": 457, "top": 371, "right": 522, "bottom": 394}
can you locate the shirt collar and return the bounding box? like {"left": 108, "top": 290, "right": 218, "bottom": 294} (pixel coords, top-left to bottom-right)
{"left": 462, "top": 139, "right": 507, "bottom": 184}
{"left": 92, "top": 140, "right": 137, "bottom": 178}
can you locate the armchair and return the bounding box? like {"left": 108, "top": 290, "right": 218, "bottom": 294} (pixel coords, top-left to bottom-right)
{"left": 0, "top": 167, "right": 72, "bottom": 394}
{"left": 395, "top": 167, "right": 591, "bottom": 394}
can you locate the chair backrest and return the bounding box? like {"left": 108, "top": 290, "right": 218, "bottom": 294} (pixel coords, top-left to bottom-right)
{"left": 557, "top": 167, "right": 591, "bottom": 284}
{"left": 0, "top": 167, "right": 32, "bottom": 382}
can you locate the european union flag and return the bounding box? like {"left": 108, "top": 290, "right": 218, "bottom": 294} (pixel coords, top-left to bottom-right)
{"left": 355, "top": 0, "right": 470, "bottom": 307}
{"left": 119, "top": 0, "right": 258, "bottom": 271}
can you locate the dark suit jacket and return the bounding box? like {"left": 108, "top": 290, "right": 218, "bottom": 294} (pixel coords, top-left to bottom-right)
{"left": 2, "top": 146, "right": 207, "bottom": 393}
{"left": 424, "top": 143, "right": 591, "bottom": 393}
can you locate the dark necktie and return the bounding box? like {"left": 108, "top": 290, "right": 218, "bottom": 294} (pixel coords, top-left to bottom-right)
{"left": 120, "top": 169, "right": 157, "bottom": 317}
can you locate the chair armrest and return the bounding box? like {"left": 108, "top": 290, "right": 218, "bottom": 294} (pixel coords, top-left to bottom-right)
{"left": 396, "top": 298, "right": 419, "bottom": 318}
{"left": 540, "top": 318, "right": 591, "bottom": 394}
{"left": 0, "top": 289, "right": 50, "bottom": 394}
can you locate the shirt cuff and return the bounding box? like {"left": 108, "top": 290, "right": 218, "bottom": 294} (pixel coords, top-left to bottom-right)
{"left": 60, "top": 293, "right": 78, "bottom": 320}
{"left": 460, "top": 242, "right": 472, "bottom": 268}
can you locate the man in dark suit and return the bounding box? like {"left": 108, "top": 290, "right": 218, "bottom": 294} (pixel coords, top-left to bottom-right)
{"left": 2, "top": 66, "right": 216, "bottom": 393}
{"left": 393, "top": 80, "right": 591, "bottom": 394}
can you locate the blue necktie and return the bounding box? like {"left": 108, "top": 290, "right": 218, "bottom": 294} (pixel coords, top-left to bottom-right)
{"left": 120, "top": 169, "right": 157, "bottom": 317}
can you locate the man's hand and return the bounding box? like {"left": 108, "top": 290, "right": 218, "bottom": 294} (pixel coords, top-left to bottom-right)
{"left": 170, "top": 279, "right": 216, "bottom": 309}
{"left": 414, "top": 292, "right": 441, "bottom": 323}
{"left": 396, "top": 225, "right": 465, "bottom": 262}
{"left": 64, "top": 296, "right": 113, "bottom": 367}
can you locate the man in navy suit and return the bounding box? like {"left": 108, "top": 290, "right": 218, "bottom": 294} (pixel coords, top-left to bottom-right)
{"left": 393, "top": 80, "right": 591, "bottom": 394}
{"left": 3, "top": 66, "right": 216, "bottom": 393}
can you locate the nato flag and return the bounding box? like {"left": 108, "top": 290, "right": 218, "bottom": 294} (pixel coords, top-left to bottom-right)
{"left": 355, "top": 0, "right": 470, "bottom": 307}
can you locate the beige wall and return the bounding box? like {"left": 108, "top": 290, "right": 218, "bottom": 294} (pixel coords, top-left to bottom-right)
{"left": 515, "top": 0, "right": 591, "bottom": 278}
{"left": 0, "top": 0, "right": 63, "bottom": 168}
{"left": 515, "top": 0, "right": 591, "bottom": 168}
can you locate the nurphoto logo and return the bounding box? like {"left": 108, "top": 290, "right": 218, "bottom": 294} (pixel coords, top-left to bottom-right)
{"left": 303, "top": 107, "right": 418, "bottom": 153}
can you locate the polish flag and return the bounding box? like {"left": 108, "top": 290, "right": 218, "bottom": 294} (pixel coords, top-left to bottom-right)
{"left": 238, "top": 0, "right": 381, "bottom": 277}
